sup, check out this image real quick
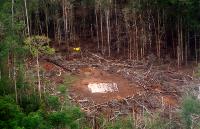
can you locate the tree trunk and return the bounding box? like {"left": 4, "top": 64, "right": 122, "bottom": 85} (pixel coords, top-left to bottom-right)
{"left": 100, "top": 9, "right": 104, "bottom": 54}
{"left": 95, "top": 9, "right": 100, "bottom": 49}
{"left": 12, "top": 0, "right": 18, "bottom": 103}
{"left": 45, "top": 9, "right": 49, "bottom": 38}
{"left": 36, "top": 53, "right": 41, "bottom": 100}
{"left": 13, "top": 57, "right": 18, "bottom": 103}
{"left": 195, "top": 33, "right": 198, "bottom": 64}
{"left": 105, "top": 9, "right": 111, "bottom": 57}
{"left": 177, "top": 46, "right": 180, "bottom": 69}
{"left": 157, "top": 9, "right": 161, "bottom": 59}
{"left": 185, "top": 31, "right": 189, "bottom": 65}
{"left": 24, "top": 0, "right": 30, "bottom": 36}
{"left": 136, "top": 21, "right": 139, "bottom": 60}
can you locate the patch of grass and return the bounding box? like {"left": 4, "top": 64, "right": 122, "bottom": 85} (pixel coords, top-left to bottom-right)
{"left": 143, "top": 112, "right": 171, "bottom": 129}
{"left": 63, "top": 74, "right": 77, "bottom": 87}
{"left": 58, "top": 84, "right": 67, "bottom": 94}
{"left": 57, "top": 74, "right": 77, "bottom": 95}
{"left": 105, "top": 116, "right": 134, "bottom": 129}
{"left": 194, "top": 64, "right": 200, "bottom": 77}
{"left": 181, "top": 96, "right": 200, "bottom": 129}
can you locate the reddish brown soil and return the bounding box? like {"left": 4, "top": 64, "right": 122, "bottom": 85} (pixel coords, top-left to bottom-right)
{"left": 42, "top": 62, "right": 55, "bottom": 71}
{"left": 39, "top": 59, "right": 190, "bottom": 111}
{"left": 40, "top": 61, "right": 179, "bottom": 107}
{"left": 163, "top": 95, "right": 178, "bottom": 106}
{"left": 70, "top": 67, "right": 140, "bottom": 104}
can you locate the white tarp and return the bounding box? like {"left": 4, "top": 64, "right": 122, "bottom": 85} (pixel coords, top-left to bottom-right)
{"left": 88, "top": 83, "right": 119, "bottom": 93}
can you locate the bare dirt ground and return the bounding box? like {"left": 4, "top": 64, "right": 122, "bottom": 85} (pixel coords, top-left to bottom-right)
{"left": 34, "top": 45, "right": 200, "bottom": 119}
{"left": 71, "top": 67, "right": 139, "bottom": 103}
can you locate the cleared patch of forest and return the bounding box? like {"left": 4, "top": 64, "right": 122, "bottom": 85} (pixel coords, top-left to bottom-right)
{"left": 1, "top": 0, "right": 200, "bottom": 128}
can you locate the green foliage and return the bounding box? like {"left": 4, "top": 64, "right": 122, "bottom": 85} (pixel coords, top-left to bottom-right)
{"left": 22, "top": 112, "right": 48, "bottom": 129}
{"left": 48, "top": 107, "right": 83, "bottom": 129}
{"left": 1, "top": 0, "right": 200, "bottom": 129}
{"left": 0, "top": 22, "right": 4, "bottom": 41}
{"left": 48, "top": 111, "right": 69, "bottom": 128}
{"left": 105, "top": 117, "right": 134, "bottom": 129}
{"left": 46, "top": 96, "right": 61, "bottom": 110}
{"left": 63, "top": 74, "right": 77, "bottom": 87}
{"left": 0, "top": 1, "right": 82, "bottom": 129}
{"left": 181, "top": 96, "right": 200, "bottom": 129}
{"left": 195, "top": 64, "right": 200, "bottom": 77}
{"left": 0, "top": 76, "right": 12, "bottom": 96}
{"left": 0, "top": 0, "right": 25, "bottom": 35}
{"left": 0, "top": 94, "right": 85, "bottom": 129}
{"left": 0, "top": 34, "right": 26, "bottom": 60}
{"left": 58, "top": 84, "right": 67, "bottom": 94}
{"left": 144, "top": 118, "right": 169, "bottom": 129}
{"left": 0, "top": 96, "right": 24, "bottom": 129}
{"left": 24, "top": 35, "right": 55, "bottom": 57}
{"left": 20, "top": 94, "right": 41, "bottom": 114}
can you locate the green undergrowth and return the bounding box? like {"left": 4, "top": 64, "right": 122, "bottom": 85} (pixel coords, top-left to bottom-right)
{"left": 1, "top": 67, "right": 200, "bottom": 128}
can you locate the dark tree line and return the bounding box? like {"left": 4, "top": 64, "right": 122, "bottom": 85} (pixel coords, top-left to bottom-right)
{"left": 11, "top": 0, "right": 199, "bottom": 66}
{"left": 1, "top": 0, "right": 200, "bottom": 65}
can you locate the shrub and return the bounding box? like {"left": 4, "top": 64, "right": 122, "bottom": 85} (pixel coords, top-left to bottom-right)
{"left": 181, "top": 96, "right": 200, "bottom": 129}
{"left": 0, "top": 96, "right": 24, "bottom": 129}
{"left": 20, "top": 93, "right": 40, "bottom": 114}
{"left": 48, "top": 107, "right": 83, "bottom": 129}
{"left": 22, "top": 112, "right": 50, "bottom": 129}
{"left": 105, "top": 117, "right": 134, "bottom": 129}
{"left": 46, "top": 96, "right": 61, "bottom": 111}
{"left": 58, "top": 84, "right": 67, "bottom": 94}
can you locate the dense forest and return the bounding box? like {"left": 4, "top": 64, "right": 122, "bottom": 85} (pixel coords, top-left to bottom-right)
{"left": 1, "top": 0, "right": 200, "bottom": 129}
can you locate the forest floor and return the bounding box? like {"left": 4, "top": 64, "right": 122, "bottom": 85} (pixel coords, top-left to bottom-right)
{"left": 30, "top": 42, "right": 200, "bottom": 120}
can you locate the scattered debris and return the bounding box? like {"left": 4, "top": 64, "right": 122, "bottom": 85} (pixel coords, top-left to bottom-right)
{"left": 34, "top": 51, "right": 200, "bottom": 119}
{"left": 88, "top": 83, "right": 118, "bottom": 93}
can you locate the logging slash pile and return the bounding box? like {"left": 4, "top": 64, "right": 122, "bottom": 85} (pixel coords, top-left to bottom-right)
{"left": 39, "top": 50, "right": 200, "bottom": 121}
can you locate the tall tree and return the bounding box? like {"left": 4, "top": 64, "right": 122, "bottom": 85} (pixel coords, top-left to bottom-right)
{"left": 24, "top": 36, "right": 54, "bottom": 99}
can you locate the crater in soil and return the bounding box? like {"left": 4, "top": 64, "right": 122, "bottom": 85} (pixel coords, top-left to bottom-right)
{"left": 70, "top": 67, "right": 139, "bottom": 104}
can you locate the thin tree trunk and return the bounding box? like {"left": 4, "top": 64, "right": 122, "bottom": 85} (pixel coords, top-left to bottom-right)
{"left": 13, "top": 57, "right": 18, "bottom": 103}
{"left": 12, "top": 0, "right": 18, "bottom": 103}
{"left": 177, "top": 18, "right": 181, "bottom": 67}
{"left": 24, "top": 0, "right": 30, "bottom": 36}
{"left": 179, "top": 17, "right": 183, "bottom": 63}
{"left": 115, "top": 1, "right": 120, "bottom": 54}
{"left": 12, "top": 0, "right": 14, "bottom": 27}
{"left": 53, "top": 20, "right": 56, "bottom": 40}
{"left": 36, "top": 53, "right": 41, "bottom": 100}
{"left": 58, "top": 22, "right": 61, "bottom": 46}
{"left": 105, "top": 9, "right": 111, "bottom": 57}
{"left": 100, "top": 9, "right": 104, "bottom": 54}
{"left": 157, "top": 9, "right": 161, "bottom": 59}
{"left": 185, "top": 31, "right": 189, "bottom": 65}
{"left": 95, "top": 9, "right": 100, "bottom": 49}
{"left": 65, "top": 1, "right": 68, "bottom": 43}
{"left": 195, "top": 33, "right": 198, "bottom": 64}
{"left": 45, "top": 9, "right": 49, "bottom": 38}
{"left": 136, "top": 22, "right": 139, "bottom": 60}
{"left": 90, "top": 24, "right": 94, "bottom": 39}
{"left": 172, "top": 31, "right": 175, "bottom": 57}
{"left": 177, "top": 45, "right": 180, "bottom": 69}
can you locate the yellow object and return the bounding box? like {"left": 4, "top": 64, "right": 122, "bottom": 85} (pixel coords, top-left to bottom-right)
{"left": 73, "top": 47, "right": 81, "bottom": 52}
